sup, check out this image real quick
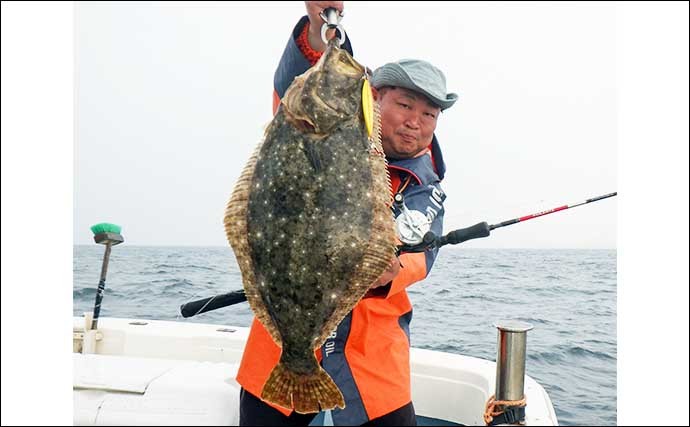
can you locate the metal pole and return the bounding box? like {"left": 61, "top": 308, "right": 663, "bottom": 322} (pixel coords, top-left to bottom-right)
{"left": 89, "top": 229, "right": 123, "bottom": 330}
{"left": 91, "top": 241, "right": 113, "bottom": 330}
{"left": 494, "top": 321, "right": 533, "bottom": 402}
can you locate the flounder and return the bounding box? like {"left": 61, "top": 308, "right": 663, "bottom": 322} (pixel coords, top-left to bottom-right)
{"left": 224, "top": 39, "right": 395, "bottom": 413}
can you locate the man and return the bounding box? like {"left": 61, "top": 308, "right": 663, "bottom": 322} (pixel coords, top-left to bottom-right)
{"left": 238, "top": 2, "right": 458, "bottom": 425}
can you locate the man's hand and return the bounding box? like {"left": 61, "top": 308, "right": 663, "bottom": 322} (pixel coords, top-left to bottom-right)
{"left": 370, "top": 256, "right": 401, "bottom": 289}
{"left": 304, "top": 1, "right": 344, "bottom": 52}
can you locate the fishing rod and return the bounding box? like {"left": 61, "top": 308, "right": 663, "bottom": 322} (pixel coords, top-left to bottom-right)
{"left": 180, "top": 191, "right": 617, "bottom": 318}
{"left": 401, "top": 191, "right": 618, "bottom": 252}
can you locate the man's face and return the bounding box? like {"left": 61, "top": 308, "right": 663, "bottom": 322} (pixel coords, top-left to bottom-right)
{"left": 376, "top": 87, "right": 441, "bottom": 159}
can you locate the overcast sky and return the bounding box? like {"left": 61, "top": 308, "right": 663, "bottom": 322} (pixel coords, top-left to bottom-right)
{"left": 74, "top": 1, "right": 617, "bottom": 248}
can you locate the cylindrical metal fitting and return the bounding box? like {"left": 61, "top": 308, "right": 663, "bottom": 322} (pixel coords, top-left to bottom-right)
{"left": 494, "top": 321, "right": 533, "bottom": 402}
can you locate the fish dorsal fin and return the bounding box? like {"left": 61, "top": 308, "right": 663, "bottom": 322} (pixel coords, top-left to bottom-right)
{"left": 224, "top": 135, "right": 283, "bottom": 347}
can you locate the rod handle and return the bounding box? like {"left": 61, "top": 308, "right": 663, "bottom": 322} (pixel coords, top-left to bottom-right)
{"left": 180, "top": 290, "right": 248, "bottom": 318}
{"left": 438, "top": 221, "right": 491, "bottom": 246}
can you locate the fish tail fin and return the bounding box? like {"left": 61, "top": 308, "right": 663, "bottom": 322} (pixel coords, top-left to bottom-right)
{"left": 261, "top": 363, "right": 345, "bottom": 414}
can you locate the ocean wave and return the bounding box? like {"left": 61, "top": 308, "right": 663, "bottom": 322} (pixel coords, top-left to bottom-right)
{"left": 161, "top": 279, "right": 195, "bottom": 291}
{"left": 153, "top": 264, "right": 217, "bottom": 271}
{"left": 565, "top": 345, "right": 616, "bottom": 361}
{"left": 528, "top": 350, "right": 565, "bottom": 363}
{"left": 73, "top": 287, "right": 122, "bottom": 298}
{"left": 493, "top": 264, "right": 515, "bottom": 269}
{"left": 515, "top": 316, "right": 552, "bottom": 325}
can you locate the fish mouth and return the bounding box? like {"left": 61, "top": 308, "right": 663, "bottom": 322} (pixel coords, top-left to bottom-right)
{"left": 282, "top": 43, "right": 367, "bottom": 135}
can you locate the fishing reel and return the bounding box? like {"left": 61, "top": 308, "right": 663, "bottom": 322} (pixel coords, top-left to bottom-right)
{"left": 393, "top": 193, "right": 437, "bottom": 254}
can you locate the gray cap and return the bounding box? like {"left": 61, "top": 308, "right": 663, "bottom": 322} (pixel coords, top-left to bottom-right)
{"left": 371, "top": 59, "right": 458, "bottom": 110}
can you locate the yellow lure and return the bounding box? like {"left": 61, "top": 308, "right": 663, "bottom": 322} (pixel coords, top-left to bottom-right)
{"left": 361, "top": 78, "right": 374, "bottom": 137}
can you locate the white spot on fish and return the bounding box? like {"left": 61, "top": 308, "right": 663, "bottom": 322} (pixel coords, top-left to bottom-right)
{"left": 255, "top": 232, "right": 262, "bottom": 238}
{"left": 331, "top": 293, "right": 337, "bottom": 299}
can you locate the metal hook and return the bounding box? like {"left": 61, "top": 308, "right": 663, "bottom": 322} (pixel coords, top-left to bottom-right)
{"left": 319, "top": 7, "right": 346, "bottom": 46}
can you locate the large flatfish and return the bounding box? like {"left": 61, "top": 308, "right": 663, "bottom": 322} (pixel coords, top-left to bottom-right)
{"left": 224, "top": 39, "right": 396, "bottom": 413}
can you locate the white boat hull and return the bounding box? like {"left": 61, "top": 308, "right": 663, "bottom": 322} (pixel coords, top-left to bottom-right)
{"left": 73, "top": 316, "right": 558, "bottom": 426}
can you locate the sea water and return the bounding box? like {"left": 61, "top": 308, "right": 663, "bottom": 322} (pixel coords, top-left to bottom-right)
{"left": 74, "top": 245, "right": 616, "bottom": 426}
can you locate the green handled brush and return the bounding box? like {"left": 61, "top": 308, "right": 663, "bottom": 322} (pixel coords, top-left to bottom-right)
{"left": 90, "top": 222, "right": 124, "bottom": 330}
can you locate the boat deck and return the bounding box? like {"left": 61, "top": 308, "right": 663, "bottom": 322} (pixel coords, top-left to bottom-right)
{"left": 73, "top": 316, "right": 558, "bottom": 425}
